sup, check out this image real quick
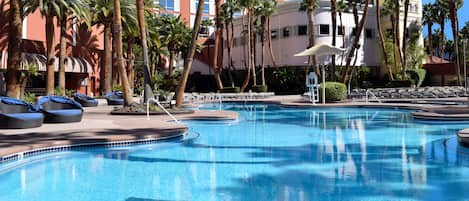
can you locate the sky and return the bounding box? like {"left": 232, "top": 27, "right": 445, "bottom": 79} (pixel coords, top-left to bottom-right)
{"left": 422, "top": 0, "right": 469, "bottom": 40}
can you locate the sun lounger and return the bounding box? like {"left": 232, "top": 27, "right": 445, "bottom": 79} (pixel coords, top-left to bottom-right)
{"left": 0, "top": 96, "right": 44, "bottom": 129}
{"left": 38, "top": 96, "right": 83, "bottom": 123}
{"left": 72, "top": 93, "right": 98, "bottom": 107}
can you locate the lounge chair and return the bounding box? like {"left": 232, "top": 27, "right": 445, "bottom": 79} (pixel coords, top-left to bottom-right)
{"left": 72, "top": 93, "right": 98, "bottom": 107}
{"left": 105, "top": 91, "right": 124, "bottom": 105}
{"left": 38, "top": 96, "right": 83, "bottom": 123}
{"left": 0, "top": 96, "right": 44, "bottom": 129}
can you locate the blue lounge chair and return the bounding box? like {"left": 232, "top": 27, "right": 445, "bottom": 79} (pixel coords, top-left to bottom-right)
{"left": 0, "top": 96, "right": 44, "bottom": 129}
{"left": 105, "top": 91, "right": 124, "bottom": 105}
{"left": 72, "top": 93, "right": 98, "bottom": 107}
{"left": 38, "top": 96, "right": 83, "bottom": 123}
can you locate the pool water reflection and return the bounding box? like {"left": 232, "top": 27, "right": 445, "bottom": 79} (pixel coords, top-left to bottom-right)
{"left": 1, "top": 104, "right": 469, "bottom": 201}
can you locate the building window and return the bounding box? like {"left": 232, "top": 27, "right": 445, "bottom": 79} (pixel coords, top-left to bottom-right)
{"left": 365, "top": 29, "right": 373, "bottom": 38}
{"left": 338, "top": 26, "right": 345, "bottom": 36}
{"left": 159, "top": 0, "right": 175, "bottom": 11}
{"left": 196, "top": 0, "right": 210, "bottom": 14}
{"left": 319, "top": 24, "right": 330, "bottom": 35}
{"left": 283, "top": 27, "right": 291, "bottom": 38}
{"left": 297, "top": 25, "right": 307, "bottom": 36}
{"left": 271, "top": 30, "right": 278, "bottom": 39}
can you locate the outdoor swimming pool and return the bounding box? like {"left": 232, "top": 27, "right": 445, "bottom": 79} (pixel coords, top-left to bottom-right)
{"left": 1, "top": 103, "right": 469, "bottom": 201}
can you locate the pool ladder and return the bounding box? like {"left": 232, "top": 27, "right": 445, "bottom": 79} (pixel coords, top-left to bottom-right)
{"left": 365, "top": 89, "right": 382, "bottom": 104}
{"left": 146, "top": 98, "right": 180, "bottom": 124}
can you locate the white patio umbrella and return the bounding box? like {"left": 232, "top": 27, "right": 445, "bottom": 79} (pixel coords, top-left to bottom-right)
{"left": 294, "top": 43, "right": 346, "bottom": 104}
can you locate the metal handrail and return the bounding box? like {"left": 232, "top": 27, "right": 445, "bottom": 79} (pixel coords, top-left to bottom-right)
{"left": 147, "top": 98, "right": 180, "bottom": 124}
{"left": 216, "top": 91, "right": 222, "bottom": 110}
{"left": 365, "top": 90, "right": 382, "bottom": 104}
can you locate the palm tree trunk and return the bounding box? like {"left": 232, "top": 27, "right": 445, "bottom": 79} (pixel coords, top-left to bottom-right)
{"left": 58, "top": 15, "right": 67, "bottom": 96}
{"left": 225, "top": 19, "right": 234, "bottom": 87}
{"left": 267, "top": 17, "right": 277, "bottom": 67}
{"left": 339, "top": 12, "right": 345, "bottom": 67}
{"left": 331, "top": 0, "right": 337, "bottom": 81}
{"left": 306, "top": 1, "right": 319, "bottom": 76}
{"left": 427, "top": 23, "right": 433, "bottom": 58}
{"left": 168, "top": 50, "right": 174, "bottom": 78}
{"left": 342, "top": 0, "right": 371, "bottom": 83}
{"left": 6, "top": 0, "right": 22, "bottom": 98}
{"left": 213, "top": 0, "right": 224, "bottom": 90}
{"left": 449, "top": 3, "right": 461, "bottom": 85}
{"left": 103, "top": 21, "right": 112, "bottom": 94}
{"left": 241, "top": 9, "right": 252, "bottom": 92}
{"left": 391, "top": 14, "right": 399, "bottom": 77}
{"left": 112, "top": 33, "right": 120, "bottom": 87}
{"left": 376, "top": 0, "right": 393, "bottom": 80}
{"left": 251, "top": 13, "right": 257, "bottom": 86}
{"left": 439, "top": 16, "right": 445, "bottom": 62}
{"left": 394, "top": 0, "right": 404, "bottom": 72}
{"left": 175, "top": 0, "right": 205, "bottom": 106}
{"left": 136, "top": 0, "right": 154, "bottom": 101}
{"left": 45, "top": 15, "right": 56, "bottom": 95}
{"left": 126, "top": 39, "right": 135, "bottom": 92}
{"left": 113, "top": 0, "right": 133, "bottom": 106}
{"left": 261, "top": 16, "right": 267, "bottom": 86}
{"left": 402, "top": 0, "right": 409, "bottom": 75}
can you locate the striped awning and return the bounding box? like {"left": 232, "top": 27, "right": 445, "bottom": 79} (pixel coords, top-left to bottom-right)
{"left": 0, "top": 51, "right": 93, "bottom": 74}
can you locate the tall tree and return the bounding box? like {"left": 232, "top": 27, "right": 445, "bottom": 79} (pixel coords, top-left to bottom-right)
{"left": 337, "top": 0, "right": 347, "bottom": 67}
{"left": 301, "top": 0, "right": 319, "bottom": 76}
{"left": 423, "top": 3, "right": 437, "bottom": 57}
{"left": 436, "top": 3, "right": 448, "bottom": 63}
{"left": 330, "top": 0, "right": 338, "bottom": 80}
{"left": 113, "top": 0, "right": 134, "bottom": 105}
{"left": 24, "top": 0, "right": 69, "bottom": 95}
{"left": 440, "top": 0, "right": 463, "bottom": 85}
{"left": 6, "top": 0, "right": 22, "bottom": 98}
{"left": 402, "top": 0, "right": 410, "bottom": 74}
{"left": 175, "top": 0, "right": 205, "bottom": 106}
{"left": 136, "top": 0, "right": 154, "bottom": 102}
{"left": 239, "top": 0, "right": 259, "bottom": 92}
{"left": 342, "top": 0, "right": 372, "bottom": 83}
{"left": 57, "top": 0, "right": 91, "bottom": 96}
{"left": 160, "top": 16, "right": 189, "bottom": 78}
{"left": 256, "top": 0, "right": 276, "bottom": 87}
{"left": 221, "top": 1, "right": 237, "bottom": 87}
{"left": 213, "top": 0, "right": 224, "bottom": 90}
{"left": 376, "top": 0, "right": 392, "bottom": 80}
{"left": 90, "top": 0, "right": 136, "bottom": 95}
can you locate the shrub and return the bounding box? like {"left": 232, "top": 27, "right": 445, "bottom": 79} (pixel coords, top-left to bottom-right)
{"left": 406, "top": 69, "right": 426, "bottom": 87}
{"left": 320, "top": 82, "right": 347, "bottom": 102}
{"left": 220, "top": 87, "right": 240, "bottom": 93}
{"left": 112, "top": 85, "right": 123, "bottom": 92}
{"left": 251, "top": 85, "right": 268, "bottom": 92}
{"left": 21, "top": 92, "right": 36, "bottom": 104}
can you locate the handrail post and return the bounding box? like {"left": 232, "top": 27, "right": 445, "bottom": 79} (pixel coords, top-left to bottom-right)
{"left": 146, "top": 98, "right": 180, "bottom": 123}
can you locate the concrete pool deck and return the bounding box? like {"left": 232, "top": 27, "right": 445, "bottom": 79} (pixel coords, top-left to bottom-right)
{"left": 1, "top": 95, "right": 468, "bottom": 161}
{"left": 0, "top": 105, "right": 238, "bottom": 160}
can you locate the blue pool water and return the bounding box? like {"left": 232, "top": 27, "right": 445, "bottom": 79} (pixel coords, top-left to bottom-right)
{"left": 2, "top": 103, "right": 469, "bottom": 201}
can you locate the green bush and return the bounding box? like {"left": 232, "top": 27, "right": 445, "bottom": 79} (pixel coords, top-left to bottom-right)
{"left": 21, "top": 92, "right": 36, "bottom": 104}
{"left": 160, "top": 79, "right": 179, "bottom": 91}
{"left": 320, "top": 82, "right": 347, "bottom": 102}
{"left": 251, "top": 85, "right": 268, "bottom": 92}
{"left": 112, "top": 85, "right": 123, "bottom": 92}
{"left": 220, "top": 86, "right": 240, "bottom": 93}
{"left": 406, "top": 69, "right": 426, "bottom": 87}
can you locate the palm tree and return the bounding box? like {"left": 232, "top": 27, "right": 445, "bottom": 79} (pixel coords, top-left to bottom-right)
{"left": 423, "top": 3, "right": 437, "bottom": 57}
{"left": 161, "top": 15, "right": 189, "bottom": 78}
{"left": 90, "top": 0, "right": 136, "bottom": 95}
{"left": 212, "top": 0, "right": 224, "bottom": 90}
{"left": 221, "top": 0, "right": 238, "bottom": 88}
{"left": 256, "top": 0, "right": 276, "bottom": 87}
{"left": 402, "top": 0, "right": 410, "bottom": 74}
{"left": 330, "top": 0, "right": 338, "bottom": 80}
{"left": 436, "top": 3, "right": 448, "bottom": 63}
{"left": 376, "top": 0, "right": 392, "bottom": 80}
{"left": 136, "top": 0, "right": 154, "bottom": 102}
{"left": 439, "top": 0, "right": 463, "bottom": 85}
{"left": 301, "top": 0, "right": 319, "bottom": 76}
{"left": 57, "top": 0, "right": 90, "bottom": 96}
{"left": 113, "top": 0, "right": 133, "bottom": 105}
{"left": 342, "top": 0, "right": 372, "bottom": 83}
{"left": 239, "top": 0, "right": 259, "bottom": 92}
{"left": 23, "top": 0, "right": 69, "bottom": 95}
{"left": 337, "top": 0, "right": 347, "bottom": 67}
{"left": 175, "top": 0, "right": 205, "bottom": 106}
{"left": 5, "top": 0, "right": 22, "bottom": 98}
